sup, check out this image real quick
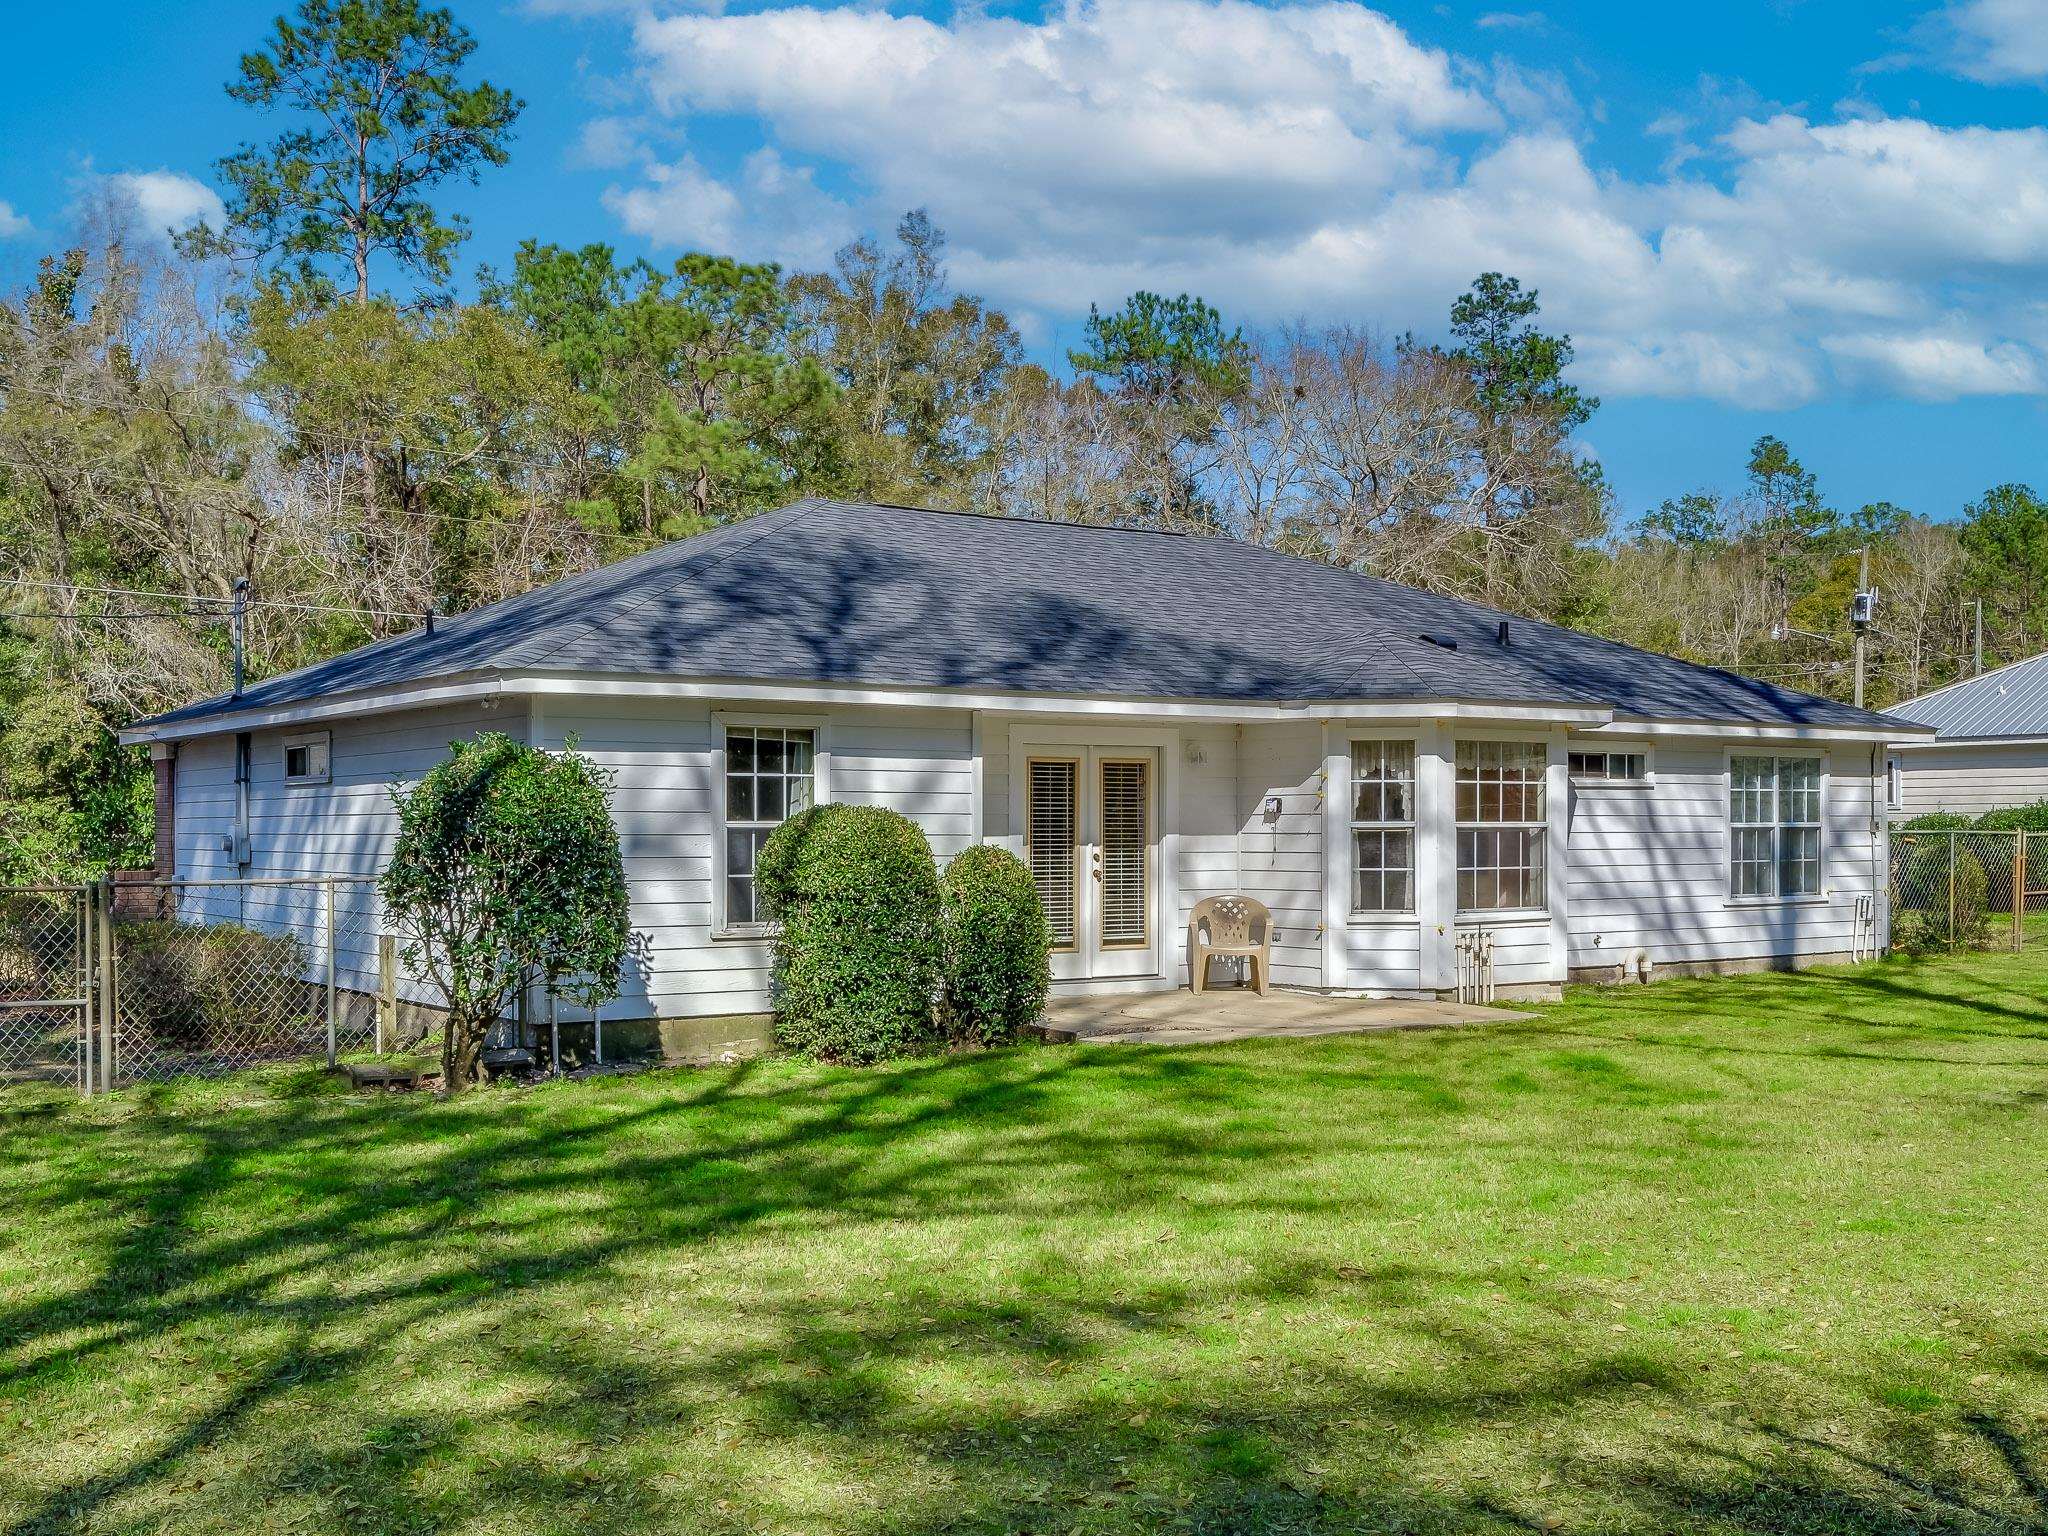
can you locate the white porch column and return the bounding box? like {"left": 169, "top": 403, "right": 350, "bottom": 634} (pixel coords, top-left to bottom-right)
{"left": 1417, "top": 720, "right": 1456, "bottom": 994}
{"left": 1545, "top": 729, "right": 1571, "bottom": 985}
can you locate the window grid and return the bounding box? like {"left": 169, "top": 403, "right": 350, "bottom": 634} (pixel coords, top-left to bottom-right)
{"left": 724, "top": 726, "right": 815, "bottom": 927}
{"left": 1456, "top": 740, "right": 1547, "bottom": 913}
{"left": 1568, "top": 749, "right": 1647, "bottom": 783}
{"left": 1349, "top": 740, "right": 1416, "bottom": 914}
{"left": 1731, "top": 755, "right": 1821, "bottom": 899}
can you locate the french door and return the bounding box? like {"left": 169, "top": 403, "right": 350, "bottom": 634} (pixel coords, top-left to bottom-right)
{"left": 1025, "top": 748, "right": 1159, "bottom": 981}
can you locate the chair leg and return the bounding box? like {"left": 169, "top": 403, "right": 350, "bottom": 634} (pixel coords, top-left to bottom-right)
{"left": 1190, "top": 949, "right": 1205, "bottom": 994}
{"left": 1253, "top": 952, "right": 1270, "bottom": 997}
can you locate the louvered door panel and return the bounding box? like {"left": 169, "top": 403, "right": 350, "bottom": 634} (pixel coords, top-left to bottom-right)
{"left": 1098, "top": 759, "right": 1150, "bottom": 946}
{"left": 1026, "top": 759, "right": 1079, "bottom": 950}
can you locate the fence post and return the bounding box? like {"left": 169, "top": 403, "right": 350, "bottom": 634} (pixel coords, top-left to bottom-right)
{"left": 1948, "top": 833, "right": 1959, "bottom": 951}
{"left": 2014, "top": 834, "right": 2025, "bottom": 954}
{"left": 548, "top": 986, "right": 560, "bottom": 1078}
{"left": 324, "top": 877, "right": 338, "bottom": 1068}
{"left": 77, "top": 885, "right": 94, "bottom": 1100}
{"left": 377, "top": 934, "right": 395, "bottom": 1055}
{"left": 97, "top": 875, "right": 115, "bottom": 1094}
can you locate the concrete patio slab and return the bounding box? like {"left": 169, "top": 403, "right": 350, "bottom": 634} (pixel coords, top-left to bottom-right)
{"left": 1030, "top": 988, "right": 1534, "bottom": 1045}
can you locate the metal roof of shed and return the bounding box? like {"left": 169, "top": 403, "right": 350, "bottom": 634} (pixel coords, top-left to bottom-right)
{"left": 1888, "top": 651, "right": 2048, "bottom": 740}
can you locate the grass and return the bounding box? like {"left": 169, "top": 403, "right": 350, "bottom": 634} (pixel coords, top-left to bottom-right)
{"left": 2, "top": 949, "right": 2047, "bottom": 1534}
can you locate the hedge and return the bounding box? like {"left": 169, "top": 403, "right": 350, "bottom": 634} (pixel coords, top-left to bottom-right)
{"left": 940, "top": 844, "right": 1051, "bottom": 1046}
{"left": 756, "top": 803, "right": 944, "bottom": 1062}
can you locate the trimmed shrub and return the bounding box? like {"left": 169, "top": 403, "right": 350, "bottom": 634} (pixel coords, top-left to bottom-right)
{"left": 1900, "top": 811, "right": 1975, "bottom": 832}
{"left": 1973, "top": 800, "right": 2048, "bottom": 831}
{"left": 756, "top": 803, "right": 943, "bottom": 1063}
{"left": 115, "top": 920, "right": 310, "bottom": 1049}
{"left": 940, "top": 845, "right": 1051, "bottom": 1046}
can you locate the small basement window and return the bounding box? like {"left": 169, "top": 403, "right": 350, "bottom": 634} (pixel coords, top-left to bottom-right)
{"left": 283, "top": 731, "right": 331, "bottom": 785}
{"left": 1568, "top": 749, "right": 1648, "bottom": 784}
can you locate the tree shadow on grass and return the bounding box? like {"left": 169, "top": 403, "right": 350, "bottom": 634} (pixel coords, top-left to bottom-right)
{"left": 1, "top": 1039, "right": 2045, "bottom": 1534}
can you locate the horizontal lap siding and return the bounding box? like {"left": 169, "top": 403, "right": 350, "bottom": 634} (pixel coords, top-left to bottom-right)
{"left": 1234, "top": 724, "right": 1325, "bottom": 989}
{"left": 1895, "top": 743, "right": 2048, "bottom": 817}
{"left": 1566, "top": 740, "right": 1883, "bottom": 970}
{"left": 172, "top": 703, "right": 511, "bottom": 1007}
{"left": 1176, "top": 725, "right": 1239, "bottom": 987}
{"left": 541, "top": 700, "right": 975, "bottom": 1021}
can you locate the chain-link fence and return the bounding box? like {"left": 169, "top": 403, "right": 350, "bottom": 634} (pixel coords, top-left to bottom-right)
{"left": 0, "top": 876, "right": 441, "bottom": 1094}
{"left": 1888, "top": 829, "right": 2048, "bottom": 953}
{"left": 0, "top": 886, "right": 93, "bottom": 1090}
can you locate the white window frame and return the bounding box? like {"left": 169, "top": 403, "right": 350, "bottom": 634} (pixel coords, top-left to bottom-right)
{"left": 713, "top": 713, "right": 830, "bottom": 939}
{"left": 1347, "top": 736, "right": 1418, "bottom": 916}
{"left": 1454, "top": 738, "right": 1548, "bottom": 916}
{"left": 1567, "top": 743, "right": 1652, "bottom": 787}
{"left": 282, "top": 730, "right": 331, "bottom": 786}
{"left": 1886, "top": 757, "right": 1903, "bottom": 812}
{"left": 1728, "top": 750, "right": 1826, "bottom": 904}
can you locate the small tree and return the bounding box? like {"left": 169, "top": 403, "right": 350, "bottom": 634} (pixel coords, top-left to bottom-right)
{"left": 381, "top": 732, "right": 629, "bottom": 1088}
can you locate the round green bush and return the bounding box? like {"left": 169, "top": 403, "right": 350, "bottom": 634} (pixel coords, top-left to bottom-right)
{"left": 1900, "top": 811, "right": 1975, "bottom": 832}
{"left": 940, "top": 844, "right": 1051, "bottom": 1046}
{"left": 756, "top": 803, "right": 943, "bottom": 1063}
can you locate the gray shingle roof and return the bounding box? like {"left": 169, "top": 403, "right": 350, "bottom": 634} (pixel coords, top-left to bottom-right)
{"left": 1888, "top": 651, "right": 2048, "bottom": 739}
{"left": 134, "top": 499, "right": 1905, "bottom": 733}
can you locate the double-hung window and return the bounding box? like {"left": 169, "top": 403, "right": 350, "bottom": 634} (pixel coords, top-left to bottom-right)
{"left": 724, "top": 725, "right": 816, "bottom": 929}
{"left": 1730, "top": 755, "right": 1822, "bottom": 899}
{"left": 1350, "top": 740, "right": 1415, "bottom": 913}
{"left": 1456, "top": 740, "right": 1546, "bottom": 912}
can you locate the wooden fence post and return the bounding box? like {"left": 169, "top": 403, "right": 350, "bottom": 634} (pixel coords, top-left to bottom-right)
{"left": 97, "top": 875, "right": 114, "bottom": 1093}
{"left": 377, "top": 934, "right": 396, "bottom": 1055}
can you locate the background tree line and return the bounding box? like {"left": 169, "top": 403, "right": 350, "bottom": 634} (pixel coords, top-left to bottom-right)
{"left": 3, "top": 0, "right": 2039, "bottom": 879}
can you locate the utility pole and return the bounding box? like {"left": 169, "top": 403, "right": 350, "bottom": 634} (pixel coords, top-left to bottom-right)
{"left": 1849, "top": 547, "right": 1875, "bottom": 709}
{"left": 230, "top": 577, "right": 249, "bottom": 698}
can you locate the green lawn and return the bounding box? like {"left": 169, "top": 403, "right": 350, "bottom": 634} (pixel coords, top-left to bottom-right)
{"left": 3, "top": 951, "right": 2047, "bottom": 1535}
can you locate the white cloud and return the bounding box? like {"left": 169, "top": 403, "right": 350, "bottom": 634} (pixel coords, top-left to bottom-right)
{"left": 606, "top": 147, "right": 852, "bottom": 269}
{"left": 601, "top": 0, "right": 2048, "bottom": 405}
{"left": 104, "top": 170, "right": 224, "bottom": 237}
{"left": 0, "top": 201, "right": 31, "bottom": 239}
{"left": 1914, "top": 0, "right": 2048, "bottom": 84}
{"left": 1476, "top": 10, "right": 1545, "bottom": 30}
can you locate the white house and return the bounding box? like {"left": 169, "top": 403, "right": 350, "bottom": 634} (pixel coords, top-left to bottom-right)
{"left": 122, "top": 499, "right": 1917, "bottom": 1035}
{"left": 1886, "top": 652, "right": 2048, "bottom": 819}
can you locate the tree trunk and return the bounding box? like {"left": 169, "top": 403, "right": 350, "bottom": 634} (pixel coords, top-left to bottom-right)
{"left": 442, "top": 1003, "right": 490, "bottom": 1091}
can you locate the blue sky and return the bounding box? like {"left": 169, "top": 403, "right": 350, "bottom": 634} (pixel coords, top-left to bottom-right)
{"left": 4, "top": 0, "right": 2046, "bottom": 525}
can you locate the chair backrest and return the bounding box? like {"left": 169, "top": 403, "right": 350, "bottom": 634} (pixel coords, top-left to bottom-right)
{"left": 1190, "top": 894, "right": 1270, "bottom": 948}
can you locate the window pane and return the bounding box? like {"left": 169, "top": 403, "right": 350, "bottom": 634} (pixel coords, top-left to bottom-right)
{"left": 729, "top": 774, "right": 755, "bottom": 822}
{"left": 1781, "top": 758, "right": 1820, "bottom": 824}
{"left": 1780, "top": 827, "right": 1821, "bottom": 896}
{"left": 728, "top": 728, "right": 757, "bottom": 773}
{"left": 787, "top": 732, "right": 814, "bottom": 774}
{"left": 758, "top": 731, "right": 787, "bottom": 774}
{"left": 728, "top": 875, "right": 754, "bottom": 926}
{"left": 1354, "top": 782, "right": 1385, "bottom": 822}
{"left": 757, "top": 774, "right": 786, "bottom": 823}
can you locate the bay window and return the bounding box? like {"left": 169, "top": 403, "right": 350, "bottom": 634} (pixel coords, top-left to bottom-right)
{"left": 1349, "top": 740, "right": 1416, "bottom": 913}
{"left": 1730, "top": 755, "right": 1822, "bottom": 899}
{"left": 1456, "top": 740, "right": 1546, "bottom": 912}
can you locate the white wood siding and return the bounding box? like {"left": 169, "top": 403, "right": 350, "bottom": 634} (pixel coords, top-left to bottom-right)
{"left": 1893, "top": 742, "right": 2048, "bottom": 817}
{"left": 533, "top": 699, "right": 977, "bottom": 1020}
{"left": 1565, "top": 737, "right": 1885, "bottom": 971}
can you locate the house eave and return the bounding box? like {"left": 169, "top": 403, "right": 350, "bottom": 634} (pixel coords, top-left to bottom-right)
{"left": 121, "top": 667, "right": 1912, "bottom": 746}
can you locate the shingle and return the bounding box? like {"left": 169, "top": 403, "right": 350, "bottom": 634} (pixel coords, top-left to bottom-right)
{"left": 134, "top": 499, "right": 1901, "bottom": 732}
{"left": 1888, "top": 652, "right": 2048, "bottom": 739}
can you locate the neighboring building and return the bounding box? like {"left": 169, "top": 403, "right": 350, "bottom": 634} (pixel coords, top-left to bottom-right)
{"left": 122, "top": 499, "right": 1918, "bottom": 1029}
{"left": 1887, "top": 651, "right": 2048, "bottom": 819}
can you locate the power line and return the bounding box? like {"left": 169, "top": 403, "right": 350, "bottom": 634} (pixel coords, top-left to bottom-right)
{"left": 0, "top": 577, "right": 418, "bottom": 623}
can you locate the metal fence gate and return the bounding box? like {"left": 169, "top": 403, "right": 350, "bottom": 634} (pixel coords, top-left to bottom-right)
{"left": 0, "top": 885, "right": 96, "bottom": 1091}
{"left": 1888, "top": 828, "right": 2048, "bottom": 953}
{"left": 1, "top": 875, "right": 405, "bottom": 1096}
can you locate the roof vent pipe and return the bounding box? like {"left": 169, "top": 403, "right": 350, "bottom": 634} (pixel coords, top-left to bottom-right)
{"left": 425, "top": 603, "right": 436, "bottom": 637}
{"left": 1497, "top": 620, "right": 1511, "bottom": 647}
